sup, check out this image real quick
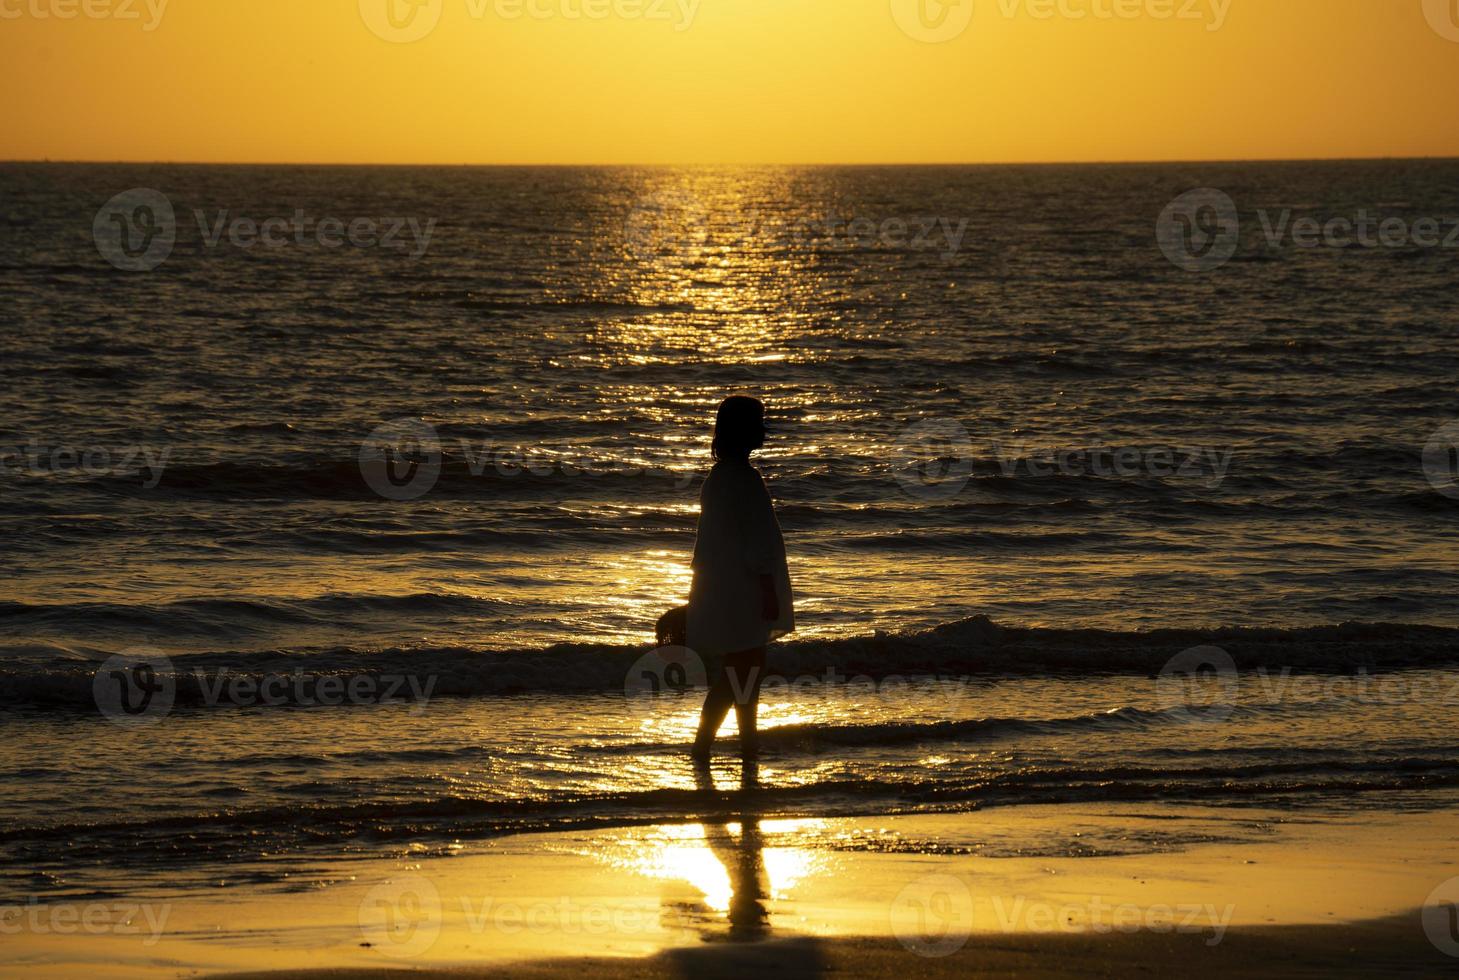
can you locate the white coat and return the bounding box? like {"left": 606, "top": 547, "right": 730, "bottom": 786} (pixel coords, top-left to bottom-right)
{"left": 686, "top": 459, "right": 795, "bottom": 657}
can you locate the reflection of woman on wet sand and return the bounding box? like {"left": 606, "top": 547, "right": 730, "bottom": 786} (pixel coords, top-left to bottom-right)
{"left": 694, "top": 763, "right": 770, "bottom": 942}
{"left": 688, "top": 396, "right": 795, "bottom": 760}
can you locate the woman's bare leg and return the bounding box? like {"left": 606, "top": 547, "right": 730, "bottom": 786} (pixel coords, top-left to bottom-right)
{"left": 731, "top": 648, "right": 766, "bottom": 758}
{"left": 692, "top": 648, "right": 766, "bottom": 760}
{"left": 692, "top": 674, "right": 735, "bottom": 759}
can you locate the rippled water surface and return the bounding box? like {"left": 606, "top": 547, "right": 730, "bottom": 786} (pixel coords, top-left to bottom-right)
{"left": 2, "top": 161, "right": 1459, "bottom": 900}
{"left": 3, "top": 162, "right": 1459, "bottom": 656}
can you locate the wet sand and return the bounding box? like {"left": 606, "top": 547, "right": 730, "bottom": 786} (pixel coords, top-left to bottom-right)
{"left": 5, "top": 802, "right": 1457, "bottom": 978}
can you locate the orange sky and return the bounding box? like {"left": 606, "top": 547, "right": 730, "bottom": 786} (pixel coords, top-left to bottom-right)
{"left": 3, "top": 0, "right": 1458, "bottom": 164}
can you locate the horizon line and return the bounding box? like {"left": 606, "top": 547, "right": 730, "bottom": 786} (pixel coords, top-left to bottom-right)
{"left": 4, "top": 154, "right": 1459, "bottom": 168}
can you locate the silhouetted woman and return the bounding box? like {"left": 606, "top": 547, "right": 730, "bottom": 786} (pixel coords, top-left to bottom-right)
{"left": 688, "top": 396, "right": 794, "bottom": 760}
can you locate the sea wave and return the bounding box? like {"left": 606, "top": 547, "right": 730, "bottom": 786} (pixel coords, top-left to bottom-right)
{"left": 2, "top": 616, "right": 1457, "bottom": 711}
{"left": 0, "top": 593, "right": 507, "bottom": 634}
{"left": 6, "top": 440, "right": 1437, "bottom": 516}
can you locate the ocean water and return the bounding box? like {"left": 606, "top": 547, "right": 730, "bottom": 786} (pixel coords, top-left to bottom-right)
{"left": 2, "top": 161, "right": 1459, "bottom": 902}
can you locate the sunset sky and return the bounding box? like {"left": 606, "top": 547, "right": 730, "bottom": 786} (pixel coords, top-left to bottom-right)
{"left": 3, "top": 0, "right": 1458, "bottom": 164}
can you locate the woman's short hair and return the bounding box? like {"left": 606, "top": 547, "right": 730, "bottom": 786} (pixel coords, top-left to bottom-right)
{"left": 711, "top": 396, "right": 767, "bottom": 460}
